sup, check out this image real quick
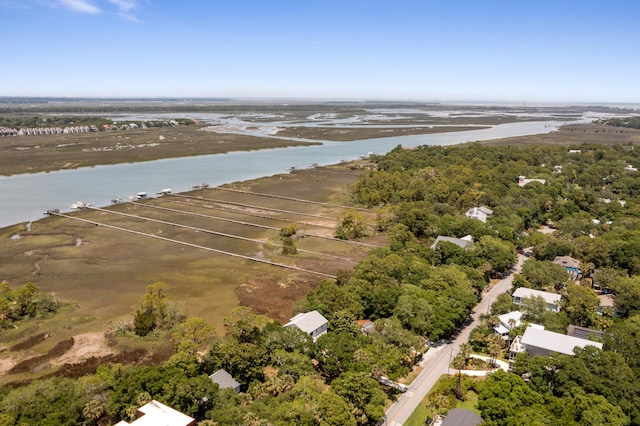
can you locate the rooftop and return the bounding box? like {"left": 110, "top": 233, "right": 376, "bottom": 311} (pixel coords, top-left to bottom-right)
{"left": 431, "top": 234, "right": 474, "bottom": 249}
{"left": 209, "top": 369, "right": 241, "bottom": 390}
{"left": 513, "top": 287, "right": 561, "bottom": 305}
{"left": 553, "top": 255, "right": 580, "bottom": 269}
{"left": 114, "top": 400, "right": 194, "bottom": 426}
{"left": 285, "top": 310, "right": 328, "bottom": 334}
{"left": 521, "top": 326, "right": 603, "bottom": 356}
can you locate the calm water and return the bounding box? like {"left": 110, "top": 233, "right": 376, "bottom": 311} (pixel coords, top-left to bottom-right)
{"left": 0, "top": 120, "right": 566, "bottom": 229}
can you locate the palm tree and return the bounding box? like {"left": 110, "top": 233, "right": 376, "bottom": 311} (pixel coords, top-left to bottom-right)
{"left": 451, "top": 352, "right": 466, "bottom": 399}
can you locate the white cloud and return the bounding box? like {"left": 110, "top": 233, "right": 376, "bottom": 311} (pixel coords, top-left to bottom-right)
{"left": 107, "top": 0, "right": 141, "bottom": 22}
{"left": 57, "top": 0, "right": 101, "bottom": 14}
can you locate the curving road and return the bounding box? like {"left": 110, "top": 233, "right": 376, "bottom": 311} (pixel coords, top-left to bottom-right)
{"left": 384, "top": 254, "right": 527, "bottom": 425}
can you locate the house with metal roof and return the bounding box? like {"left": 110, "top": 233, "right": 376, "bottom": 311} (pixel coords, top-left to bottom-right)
{"left": 510, "top": 326, "right": 603, "bottom": 360}
{"left": 430, "top": 408, "right": 483, "bottom": 426}
{"left": 512, "top": 287, "right": 562, "bottom": 313}
{"left": 493, "top": 311, "right": 545, "bottom": 338}
{"left": 465, "top": 206, "right": 493, "bottom": 223}
{"left": 430, "top": 234, "right": 474, "bottom": 250}
{"left": 114, "top": 400, "right": 195, "bottom": 426}
{"left": 285, "top": 310, "right": 328, "bottom": 341}
{"left": 209, "top": 369, "right": 241, "bottom": 393}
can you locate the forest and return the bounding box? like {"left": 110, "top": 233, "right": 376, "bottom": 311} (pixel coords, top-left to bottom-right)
{"left": 1, "top": 141, "right": 640, "bottom": 425}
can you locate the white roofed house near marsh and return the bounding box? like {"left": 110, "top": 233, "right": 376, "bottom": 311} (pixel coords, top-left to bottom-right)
{"left": 285, "top": 310, "right": 328, "bottom": 341}
{"left": 465, "top": 206, "right": 493, "bottom": 223}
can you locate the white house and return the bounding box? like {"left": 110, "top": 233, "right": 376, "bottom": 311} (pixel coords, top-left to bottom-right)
{"left": 493, "top": 311, "right": 543, "bottom": 338}
{"left": 512, "top": 288, "right": 561, "bottom": 313}
{"left": 510, "top": 326, "right": 602, "bottom": 361}
{"left": 285, "top": 310, "right": 328, "bottom": 341}
{"left": 114, "top": 400, "right": 195, "bottom": 426}
{"left": 518, "top": 176, "right": 546, "bottom": 187}
{"left": 465, "top": 206, "right": 493, "bottom": 223}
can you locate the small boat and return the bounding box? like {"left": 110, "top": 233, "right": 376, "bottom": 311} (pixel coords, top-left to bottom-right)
{"left": 156, "top": 188, "right": 172, "bottom": 195}
{"left": 191, "top": 183, "right": 209, "bottom": 190}
{"left": 70, "top": 201, "right": 86, "bottom": 209}
{"left": 136, "top": 192, "right": 148, "bottom": 200}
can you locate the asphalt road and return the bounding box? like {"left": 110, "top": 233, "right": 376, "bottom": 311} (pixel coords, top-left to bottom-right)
{"left": 384, "top": 254, "right": 527, "bottom": 426}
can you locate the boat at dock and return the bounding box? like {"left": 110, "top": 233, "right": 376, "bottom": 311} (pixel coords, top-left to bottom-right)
{"left": 70, "top": 201, "right": 94, "bottom": 209}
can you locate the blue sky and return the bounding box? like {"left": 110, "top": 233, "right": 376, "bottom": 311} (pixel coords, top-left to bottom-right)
{"left": 2, "top": 0, "right": 639, "bottom": 103}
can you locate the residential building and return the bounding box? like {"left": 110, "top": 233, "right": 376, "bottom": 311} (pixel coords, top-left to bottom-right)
{"left": 114, "top": 400, "right": 195, "bottom": 426}
{"left": 597, "top": 293, "right": 625, "bottom": 317}
{"left": 512, "top": 288, "right": 561, "bottom": 312}
{"left": 437, "top": 408, "right": 483, "bottom": 426}
{"left": 493, "top": 311, "right": 523, "bottom": 336}
{"left": 356, "top": 319, "right": 375, "bottom": 334}
{"left": 209, "top": 369, "right": 241, "bottom": 393}
{"left": 285, "top": 310, "right": 328, "bottom": 341}
{"left": 509, "top": 326, "right": 602, "bottom": 361}
{"left": 553, "top": 255, "right": 580, "bottom": 279}
{"left": 518, "top": 176, "right": 546, "bottom": 187}
{"left": 493, "top": 311, "right": 544, "bottom": 338}
{"left": 430, "top": 234, "right": 474, "bottom": 250}
{"left": 465, "top": 206, "right": 493, "bottom": 223}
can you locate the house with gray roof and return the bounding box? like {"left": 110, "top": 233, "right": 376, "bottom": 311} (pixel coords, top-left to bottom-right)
{"left": 440, "top": 408, "right": 483, "bottom": 426}
{"left": 553, "top": 255, "right": 580, "bottom": 279}
{"left": 430, "top": 234, "right": 474, "bottom": 250}
{"left": 209, "top": 369, "right": 241, "bottom": 393}
{"left": 510, "top": 326, "right": 602, "bottom": 361}
{"left": 512, "top": 287, "right": 561, "bottom": 313}
{"left": 285, "top": 310, "right": 328, "bottom": 341}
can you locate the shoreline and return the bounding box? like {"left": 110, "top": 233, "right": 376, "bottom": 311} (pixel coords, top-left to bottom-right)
{"left": 4, "top": 120, "right": 638, "bottom": 231}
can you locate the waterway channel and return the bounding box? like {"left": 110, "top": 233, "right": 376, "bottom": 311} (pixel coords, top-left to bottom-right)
{"left": 0, "top": 119, "right": 571, "bottom": 229}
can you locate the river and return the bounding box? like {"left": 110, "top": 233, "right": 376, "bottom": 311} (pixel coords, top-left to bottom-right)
{"left": 0, "top": 119, "right": 568, "bottom": 229}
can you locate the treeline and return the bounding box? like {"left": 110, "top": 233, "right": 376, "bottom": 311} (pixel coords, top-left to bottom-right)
{"left": 601, "top": 116, "right": 640, "bottom": 129}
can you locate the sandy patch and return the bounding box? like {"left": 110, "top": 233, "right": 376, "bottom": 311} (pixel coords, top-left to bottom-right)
{"left": 53, "top": 332, "right": 115, "bottom": 366}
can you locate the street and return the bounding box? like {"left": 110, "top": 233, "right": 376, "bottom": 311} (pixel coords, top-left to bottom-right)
{"left": 383, "top": 254, "right": 526, "bottom": 425}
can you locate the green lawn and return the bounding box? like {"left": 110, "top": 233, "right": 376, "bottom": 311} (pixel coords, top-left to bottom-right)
{"left": 403, "top": 376, "right": 482, "bottom": 426}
